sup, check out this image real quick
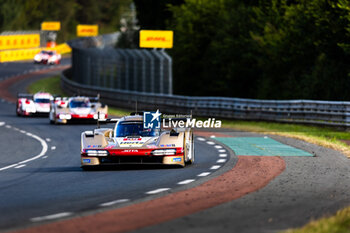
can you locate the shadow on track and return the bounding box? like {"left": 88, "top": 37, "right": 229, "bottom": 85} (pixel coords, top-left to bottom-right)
{"left": 22, "top": 164, "right": 184, "bottom": 173}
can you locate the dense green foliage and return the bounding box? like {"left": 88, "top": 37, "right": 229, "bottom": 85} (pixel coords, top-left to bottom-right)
{"left": 117, "top": 0, "right": 184, "bottom": 48}
{"left": 167, "top": 0, "right": 350, "bottom": 100}
{"left": 134, "top": 0, "right": 184, "bottom": 30}
{"left": 0, "top": 0, "right": 132, "bottom": 42}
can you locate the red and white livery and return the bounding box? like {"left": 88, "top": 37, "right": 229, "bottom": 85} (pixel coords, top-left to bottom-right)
{"left": 49, "top": 96, "right": 108, "bottom": 124}
{"left": 16, "top": 92, "right": 53, "bottom": 116}
{"left": 34, "top": 50, "right": 61, "bottom": 65}
{"left": 80, "top": 113, "right": 195, "bottom": 170}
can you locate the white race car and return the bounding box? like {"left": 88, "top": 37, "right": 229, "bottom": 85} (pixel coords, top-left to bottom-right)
{"left": 16, "top": 92, "right": 53, "bottom": 116}
{"left": 34, "top": 50, "right": 61, "bottom": 65}
{"left": 49, "top": 96, "right": 108, "bottom": 124}
{"left": 80, "top": 113, "right": 195, "bottom": 169}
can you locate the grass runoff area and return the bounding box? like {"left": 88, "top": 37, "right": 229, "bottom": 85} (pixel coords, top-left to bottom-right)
{"left": 28, "top": 75, "right": 350, "bottom": 233}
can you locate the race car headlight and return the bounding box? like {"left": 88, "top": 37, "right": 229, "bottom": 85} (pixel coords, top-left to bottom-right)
{"left": 152, "top": 149, "right": 177, "bottom": 156}
{"left": 86, "top": 150, "right": 108, "bottom": 156}
{"left": 93, "top": 113, "right": 106, "bottom": 119}
{"left": 59, "top": 114, "right": 72, "bottom": 120}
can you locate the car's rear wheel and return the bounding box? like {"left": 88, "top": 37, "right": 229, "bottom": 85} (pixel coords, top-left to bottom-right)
{"left": 82, "top": 166, "right": 93, "bottom": 171}
{"left": 186, "top": 133, "right": 195, "bottom": 165}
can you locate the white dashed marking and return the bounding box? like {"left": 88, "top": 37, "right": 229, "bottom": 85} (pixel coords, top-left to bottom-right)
{"left": 210, "top": 135, "right": 216, "bottom": 138}
{"left": 15, "top": 165, "right": 26, "bottom": 169}
{"left": 219, "top": 154, "right": 228, "bottom": 158}
{"left": 31, "top": 212, "right": 73, "bottom": 222}
{"left": 197, "top": 172, "right": 211, "bottom": 177}
{"left": 218, "top": 149, "right": 226, "bottom": 153}
{"left": 26, "top": 133, "right": 33, "bottom": 136}
{"left": 197, "top": 137, "right": 206, "bottom": 141}
{"left": 206, "top": 141, "right": 215, "bottom": 145}
{"left": 6, "top": 125, "right": 11, "bottom": 129}
{"left": 146, "top": 188, "right": 170, "bottom": 195}
{"left": 42, "top": 156, "right": 48, "bottom": 159}
{"left": 216, "top": 159, "right": 227, "bottom": 163}
{"left": 51, "top": 146, "right": 56, "bottom": 150}
{"left": 45, "top": 138, "right": 51, "bottom": 142}
{"left": 0, "top": 127, "right": 48, "bottom": 171}
{"left": 210, "top": 165, "right": 221, "bottom": 170}
{"left": 99, "top": 199, "right": 130, "bottom": 207}
{"left": 215, "top": 145, "right": 222, "bottom": 149}
{"left": 0, "top": 122, "right": 5, "bottom": 126}
{"left": 177, "top": 179, "right": 195, "bottom": 185}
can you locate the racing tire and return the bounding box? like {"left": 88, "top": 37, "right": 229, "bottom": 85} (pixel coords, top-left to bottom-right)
{"left": 186, "top": 134, "right": 195, "bottom": 165}
{"left": 81, "top": 166, "right": 96, "bottom": 171}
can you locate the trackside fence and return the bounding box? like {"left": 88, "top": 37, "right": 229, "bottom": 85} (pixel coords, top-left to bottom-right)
{"left": 61, "top": 69, "right": 350, "bottom": 127}
{"left": 71, "top": 48, "right": 172, "bottom": 95}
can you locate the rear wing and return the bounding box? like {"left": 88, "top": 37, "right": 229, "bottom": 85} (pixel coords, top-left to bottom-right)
{"left": 52, "top": 95, "right": 100, "bottom": 102}
{"left": 97, "top": 118, "right": 120, "bottom": 128}
{"left": 88, "top": 94, "right": 100, "bottom": 103}
{"left": 97, "top": 118, "right": 120, "bottom": 123}
{"left": 17, "top": 93, "right": 33, "bottom": 99}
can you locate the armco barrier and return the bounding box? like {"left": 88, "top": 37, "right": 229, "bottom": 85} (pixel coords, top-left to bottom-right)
{"left": 61, "top": 69, "right": 350, "bottom": 127}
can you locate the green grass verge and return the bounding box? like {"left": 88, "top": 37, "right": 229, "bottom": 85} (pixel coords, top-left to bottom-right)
{"left": 27, "top": 75, "right": 67, "bottom": 96}
{"left": 282, "top": 208, "right": 350, "bottom": 233}
{"left": 28, "top": 75, "right": 350, "bottom": 232}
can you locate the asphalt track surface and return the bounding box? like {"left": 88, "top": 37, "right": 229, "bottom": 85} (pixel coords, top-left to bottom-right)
{"left": 0, "top": 60, "right": 233, "bottom": 232}
{"left": 0, "top": 60, "right": 350, "bottom": 233}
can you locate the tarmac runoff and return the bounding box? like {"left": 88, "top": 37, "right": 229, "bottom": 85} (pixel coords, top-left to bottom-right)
{"left": 0, "top": 68, "right": 310, "bottom": 233}
{"left": 11, "top": 156, "right": 285, "bottom": 233}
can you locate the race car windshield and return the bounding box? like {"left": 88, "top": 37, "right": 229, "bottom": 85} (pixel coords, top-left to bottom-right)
{"left": 41, "top": 51, "right": 54, "bottom": 55}
{"left": 69, "top": 101, "right": 90, "bottom": 108}
{"left": 34, "top": 98, "right": 50, "bottom": 103}
{"left": 116, "top": 122, "right": 159, "bottom": 137}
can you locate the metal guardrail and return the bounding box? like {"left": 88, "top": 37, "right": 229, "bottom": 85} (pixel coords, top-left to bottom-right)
{"left": 61, "top": 69, "right": 350, "bottom": 127}
{"left": 71, "top": 48, "right": 172, "bottom": 95}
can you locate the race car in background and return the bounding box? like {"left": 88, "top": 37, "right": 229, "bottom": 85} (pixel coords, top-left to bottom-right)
{"left": 16, "top": 92, "right": 53, "bottom": 116}
{"left": 49, "top": 95, "right": 108, "bottom": 124}
{"left": 34, "top": 50, "right": 61, "bottom": 65}
{"left": 80, "top": 113, "right": 195, "bottom": 169}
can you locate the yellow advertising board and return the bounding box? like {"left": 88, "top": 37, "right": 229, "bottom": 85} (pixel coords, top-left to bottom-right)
{"left": 77, "top": 25, "right": 98, "bottom": 37}
{"left": 0, "top": 43, "right": 71, "bottom": 63}
{"left": 41, "top": 21, "right": 61, "bottom": 31}
{"left": 0, "top": 34, "right": 40, "bottom": 50}
{"left": 53, "top": 43, "right": 72, "bottom": 54}
{"left": 139, "top": 30, "right": 173, "bottom": 49}
{"left": 0, "top": 48, "right": 41, "bottom": 62}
